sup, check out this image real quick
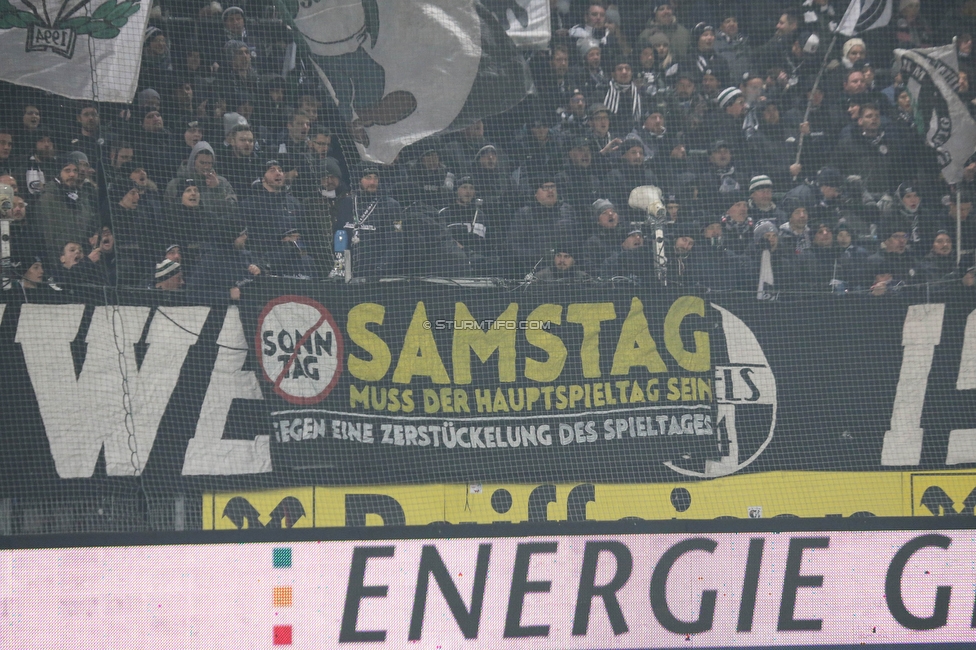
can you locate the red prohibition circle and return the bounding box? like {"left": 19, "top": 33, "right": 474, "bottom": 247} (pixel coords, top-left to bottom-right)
{"left": 255, "top": 295, "right": 345, "bottom": 405}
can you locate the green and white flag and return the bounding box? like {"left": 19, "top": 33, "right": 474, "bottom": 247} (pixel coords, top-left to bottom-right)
{"left": 0, "top": 0, "right": 150, "bottom": 102}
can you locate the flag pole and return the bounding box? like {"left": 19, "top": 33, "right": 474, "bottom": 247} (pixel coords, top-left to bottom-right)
{"left": 958, "top": 189, "right": 963, "bottom": 267}
{"left": 794, "top": 32, "right": 841, "bottom": 168}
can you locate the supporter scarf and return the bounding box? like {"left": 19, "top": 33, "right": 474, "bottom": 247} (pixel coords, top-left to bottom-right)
{"left": 604, "top": 82, "right": 641, "bottom": 122}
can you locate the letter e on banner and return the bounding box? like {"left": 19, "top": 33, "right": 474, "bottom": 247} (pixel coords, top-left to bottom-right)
{"left": 256, "top": 296, "right": 344, "bottom": 404}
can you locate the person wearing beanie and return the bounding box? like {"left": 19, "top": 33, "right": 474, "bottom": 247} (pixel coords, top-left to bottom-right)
{"left": 882, "top": 183, "right": 929, "bottom": 251}
{"left": 108, "top": 180, "right": 154, "bottom": 287}
{"left": 865, "top": 226, "right": 919, "bottom": 295}
{"left": 511, "top": 114, "right": 561, "bottom": 184}
{"left": 608, "top": 136, "right": 658, "bottom": 210}
{"left": 713, "top": 12, "right": 751, "bottom": 84}
{"left": 580, "top": 198, "right": 623, "bottom": 271}
{"left": 334, "top": 164, "right": 404, "bottom": 278}
{"left": 698, "top": 140, "right": 748, "bottom": 208}
{"left": 719, "top": 190, "right": 754, "bottom": 255}
{"left": 696, "top": 216, "right": 747, "bottom": 290}
{"left": 599, "top": 221, "right": 651, "bottom": 280}
{"left": 154, "top": 257, "right": 184, "bottom": 291}
{"left": 692, "top": 23, "right": 730, "bottom": 87}
{"left": 895, "top": 0, "right": 934, "bottom": 50}
{"left": 132, "top": 107, "right": 180, "bottom": 183}
{"left": 436, "top": 175, "right": 495, "bottom": 258}
{"left": 164, "top": 141, "right": 237, "bottom": 217}
{"left": 750, "top": 216, "right": 810, "bottom": 293}
{"left": 239, "top": 160, "right": 304, "bottom": 253}
{"left": 777, "top": 197, "right": 813, "bottom": 253}
{"left": 568, "top": 38, "right": 609, "bottom": 101}
{"left": 299, "top": 157, "right": 349, "bottom": 271}
{"left": 10, "top": 252, "right": 56, "bottom": 296}
{"left": 140, "top": 27, "right": 173, "bottom": 91}
{"left": 554, "top": 136, "right": 604, "bottom": 215}
{"left": 161, "top": 177, "right": 221, "bottom": 273}
{"left": 919, "top": 230, "right": 963, "bottom": 288}
{"left": 747, "top": 175, "right": 786, "bottom": 225}
{"left": 535, "top": 241, "right": 590, "bottom": 282}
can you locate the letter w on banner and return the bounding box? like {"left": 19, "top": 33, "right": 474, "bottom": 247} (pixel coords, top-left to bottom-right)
{"left": 897, "top": 44, "right": 976, "bottom": 185}
{"left": 278, "top": 0, "right": 532, "bottom": 163}
{"left": 0, "top": 0, "right": 151, "bottom": 102}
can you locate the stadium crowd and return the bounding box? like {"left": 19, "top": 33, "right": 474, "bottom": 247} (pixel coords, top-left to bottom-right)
{"left": 3, "top": 0, "right": 976, "bottom": 299}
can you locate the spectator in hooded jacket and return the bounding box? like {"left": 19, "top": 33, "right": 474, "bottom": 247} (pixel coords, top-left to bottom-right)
{"left": 164, "top": 141, "right": 237, "bottom": 217}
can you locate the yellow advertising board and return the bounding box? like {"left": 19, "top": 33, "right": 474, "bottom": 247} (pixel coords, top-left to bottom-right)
{"left": 203, "top": 470, "right": 976, "bottom": 529}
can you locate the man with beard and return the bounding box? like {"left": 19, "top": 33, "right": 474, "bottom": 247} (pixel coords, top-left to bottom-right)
{"left": 507, "top": 175, "right": 576, "bottom": 275}
{"left": 535, "top": 241, "right": 590, "bottom": 282}
{"left": 65, "top": 102, "right": 102, "bottom": 164}
{"left": 920, "top": 231, "right": 965, "bottom": 290}
{"left": 335, "top": 165, "right": 404, "bottom": 279}
{"left": 222, "top": 125, "right": 264, "bottom": 195}
{"left": 834, "top": 103, "right": 902, "bottom": 200}
{"left": 35, "top": 157, "right": 97, "bottom": 260}
{"left": 629, "top": 109, "right": 687, "bottom": 185}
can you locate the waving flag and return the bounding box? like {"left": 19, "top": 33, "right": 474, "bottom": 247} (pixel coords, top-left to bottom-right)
{"left": 0, "top": 0, "right": 150, "bottom": 102}
{"left": 835, "top": 0, "right": 892, "bottom": 36}
{"left": 897, "top": 44, "right": 976, "bottom": 185}
{"left": 281, "top": 0, "right": 531, "bottom": 163}
{"left": 485, "top": 0, "right": 551, "bottom": 49}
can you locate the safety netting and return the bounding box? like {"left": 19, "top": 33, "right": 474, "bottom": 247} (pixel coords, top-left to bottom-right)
{"left": 0, "top": 0, "right": 975, "bottom": 535}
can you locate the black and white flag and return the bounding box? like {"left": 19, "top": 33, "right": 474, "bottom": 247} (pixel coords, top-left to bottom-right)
{"left": 280, "top": 0, "right": 531, "bottom": 163}
{"left": 485, "top": 0, "right": 551, "bottom": 50}
{"left": 897, "top": 44, "right": 976, "bottom": 185}
{"left": 835, "top": 0, "right": 892, "bottom": 36}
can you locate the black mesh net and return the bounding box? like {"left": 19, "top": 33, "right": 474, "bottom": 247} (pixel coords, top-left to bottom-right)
{"left": 1, "top": 0, "right": 976, "bottom": 535}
